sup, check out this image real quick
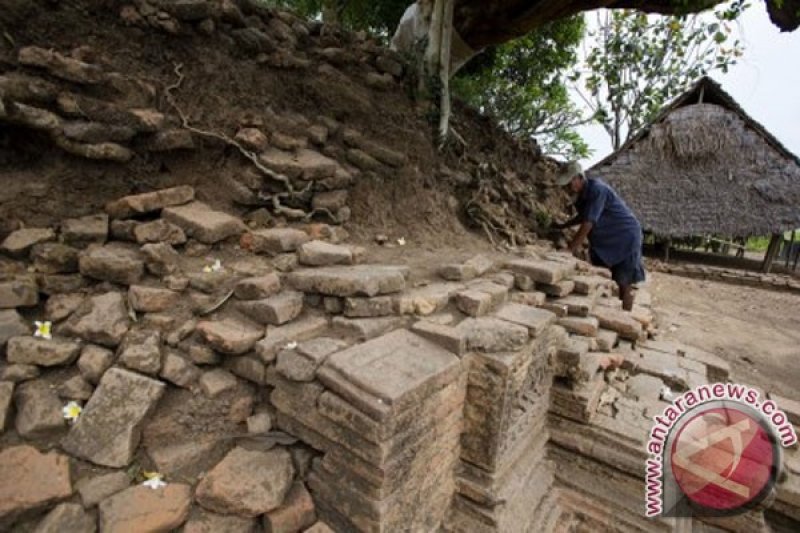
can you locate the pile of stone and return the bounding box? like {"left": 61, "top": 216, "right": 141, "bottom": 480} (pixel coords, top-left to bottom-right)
{"left": 2, "top": 184, "right": 798, "bottom": 532}
{"left": 2, "top": 0, "right": 413, "bottom": 230}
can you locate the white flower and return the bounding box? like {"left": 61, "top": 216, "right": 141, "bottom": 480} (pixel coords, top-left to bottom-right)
{"left": 285, "top": 341, "right": 298, "bottom": 350}
{"left": 203, "top": 259, "right": 223, "bottom": 273}
{"left": 659, "top": 386, "right": 675, "bottom": 402}
{"left": 142, "top": 472, "right": 167, "bottom": 490}
{"left": 397, "top": 237, "right": 406, "bottom": 246}
{"left": 62, "top": 401, "right": 82, "bottom": 423}
{"left": 34, "top": 321, "right": 52, "bottom": 340}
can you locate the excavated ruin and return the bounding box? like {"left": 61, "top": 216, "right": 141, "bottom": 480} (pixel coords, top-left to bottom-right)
{"left": 1, "top": 1, "right": 799, "bottom": 532}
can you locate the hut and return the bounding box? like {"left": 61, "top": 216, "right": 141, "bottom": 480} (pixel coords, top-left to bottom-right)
{"left": 590, "top": 76, "right": 800, "bottom": 272}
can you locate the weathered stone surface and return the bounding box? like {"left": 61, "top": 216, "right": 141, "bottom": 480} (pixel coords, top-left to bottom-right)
{"left": 45, "top": 293, "right": 84, "bottom": 322}
{"left": 14, "top": 380, "right": 64, "bottom": 437}
{"left": 77, "top": 345, "right": 114, "bottom": 384}
{"left": 454, "top": 317, "right": 529, "bottom": 353}
{"left": 187, "top": 270, "right": 233, "bottom": 294}
{"left": 537, "top": 280, "right": 575, "bottom": 298}
{"left": 0, "top": 309, "right": 31, "bottom": 347}
{"left": 197, "top": 318, "right": 264, "bottom": 354}
{"left": 345, "top": 148, "right": 381, "bottom": 171}
{"left": 105, "top": 186, "right": 195, "bottom": 219}
{"left": 7, "top": 336, "right": 81, "bottom": 366}
{"left": 592, "top": 307, "right": 644, "bottom": 341}
{"left": 18, "top": 46, "right": 105, "bottom": 84}
{"left": 63, "top": 292, "right": 130, "bottom": 346}
{"left": 248, "top": 228, "right": 310, "bottom": 254}
{"left": 238, "top": 291, "right": 304, "bottom": 325}
{"left": 141, "top": 243, "right": 181, "bottom": 276}
{"left": 454, "top": 289, "right": 494, "bottom": 317}
{"left": 332, "top": 315, "right": 405, "bottom": 341}
{"left": 227, "top": 355, "right": 266, "bottom": 385}
{"left": 1, "top": 227, "right": 54, "bottom": 256}
{"left": 196, "top": 447, "right": 294, "bottom": 516}
{"left": 160, "top": 351, "right": 200, "bottom": 388}
{"left": 118, "top": 330, "right": 162, "bottom": 375}
{"left": 343, "top": 296, "right": 394, "bottom": 318}
{"left": 62, "top": 368, "right": 166, "bottom": 468}
{"left": 259, "top": 148, "right": 338, "bottom": 180}
{"left": 146, "top": 438, "right": 220, "bottom": 478}
{"left": 572, "top": 275, "right": 612, "bottom": 295}
{"left": 625, "top": 374, "right": 664, "bottom": 402}
{"left": 0, "top": 364, "right": 40, "bottom": 382}
{"left": 312, "top": 189, "right": 347, "bottom": 212}
{"left": 411, "top": 320, "right": 465, "bottom": 356}
{"left": 394, "top": 283, "right": 460, "bottom": 316}
{"left": 0, "top": 382, "right": 13, "bottom": 431}
{"left": 255, "top": 315, "right": 329, "bottom": 362}
{"left": 305, "top": 522, "right": 335, "bottom": 533}
{"left": 184, "top": 508, "right": 257, "bottom": 533}
{"left": 128, "top": 285, "right": 180, "bottom": 313}
{"left": 439, "top": 255, "right": 494, "bottom": 281}
{"left": 183, "top": 341, "right": 221, "bottom": 365}
{"left": 33, "top": 502, "right": 95, "bottom": 533}
{"left": 79, "top": 244, "right": 144, "bottom": 285}
{"left": 0, "top": 278, "right": 38, "bottom": 308}
{"left": 558, "top": 316, "right": 600, "bottom": 337}
{"left": 263, "top": 482, "right": 316, "bottom": 533}
{"left": 505, "top": 258, "right": 573, "bottom": 284}
{"left": 277, "top": 337, "right": 346, "bottom": 382}
{"left": 0, "top": 446, "right": 72, "bottom": 522}
{"left": 494, "top": 303, "right": 556, "bottom": 337}
{"left": 133, "top": 219, "right": 187, "bottom": 245}
{"left": 297, "top": 240, "right": 353, "bottom": 266}
{"left": 288, "top": 265, "right": 407, "bottom": 297}
{"left": 235, "top": 274, "right": 281, "bottom": 300}
{"left": 318, "top": 329, "right": 461, "bottom": 420}
{"left": 76, "top": 472, "right": 130, "bottom": 508}
{"left": 62, "top": 214, "right": 109, "bottom": 245}
{"left": 162, "top": 202, "right": 246, "bottom": 244}
{"left": 98, "top": 484, "right": 191, "bottom": 533}
{"left": 595, "top": 328, "right": 618, "bottom": 352}
{"left": 31, "top": 243, "right": 80, "bottom": 274}
{"left": 57, "top": 374, "right": 94, "bottom": 401}
{"left": 247, "top": 411, "right": 272, "bottom": 434}
{"left": 199, "top": 368, "right": 238, "bottom": 397}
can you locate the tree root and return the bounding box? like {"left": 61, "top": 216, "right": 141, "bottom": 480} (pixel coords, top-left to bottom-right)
{"left": 164, "top": 63, "right": 306, "bottom": 209}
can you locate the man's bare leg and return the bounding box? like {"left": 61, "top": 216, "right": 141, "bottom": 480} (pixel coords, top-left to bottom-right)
{"left": 620, "top": 284, "right": 634, "bottom": 311}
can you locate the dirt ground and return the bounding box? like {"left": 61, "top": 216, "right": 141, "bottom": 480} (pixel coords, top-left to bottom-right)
{"left": 647, "top": 272, "right": 800, "bottom": 400}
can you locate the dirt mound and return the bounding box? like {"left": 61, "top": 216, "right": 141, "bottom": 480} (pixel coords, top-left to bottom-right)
{"left": 0, "top": 0, "right": 567, "bottom": 249}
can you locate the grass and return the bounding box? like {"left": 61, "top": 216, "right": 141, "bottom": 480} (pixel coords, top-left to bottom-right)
{"left": 746, "top": 236, "right": 772, "bottom": 252}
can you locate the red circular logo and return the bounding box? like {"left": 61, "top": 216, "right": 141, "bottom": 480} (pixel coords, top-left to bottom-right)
{"left": 670, "top": 406, "right": 776, "bottom": 511}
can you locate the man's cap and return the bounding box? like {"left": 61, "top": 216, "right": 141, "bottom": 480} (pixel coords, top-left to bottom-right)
{"left": 555, "top": 161, "right": 584, "bottom": 186}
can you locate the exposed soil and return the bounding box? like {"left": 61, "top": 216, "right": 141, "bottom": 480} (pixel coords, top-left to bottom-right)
{"left": 0, "top": 0, "right": 566, "bottom": 251}
{"left": 648, "top": 272, "right": 800, "bottom": 399}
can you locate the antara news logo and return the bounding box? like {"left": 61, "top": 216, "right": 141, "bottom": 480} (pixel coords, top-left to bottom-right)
{"left": 645, "top": 382, "right": 797, "bottom": 518}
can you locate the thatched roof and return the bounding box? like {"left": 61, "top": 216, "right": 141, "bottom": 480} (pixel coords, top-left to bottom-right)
{"left": 591, "top": 77, "right": 800, "bottom": 238}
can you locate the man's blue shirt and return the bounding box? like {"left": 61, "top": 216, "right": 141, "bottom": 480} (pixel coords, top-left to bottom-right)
{"left": 575, "top": 177, "right": 642, "bottom": 267}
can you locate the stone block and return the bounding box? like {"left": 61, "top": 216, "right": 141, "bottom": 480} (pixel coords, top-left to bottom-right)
{"left": 0, "top": 278, "right": 38, "bottom": 308}
{"left": 79, "top": 244, "right": 144, "bottom": 285}
{"left": 196, "top": 318, "right": 264, "bottom": 354}
{"left": 505, "top": 258, "right": 573, "bottom": 284}
{"left": 287, "top": 265, "right": 408, "bottom": 297}
{"left": 238, "top": 291, "right": 304, "bottom": 325}
{"left": 248, "top": 228, "right": 310, "bottom": 254}
{"left": 558, "top": 316, "right": 599, "bottom": 337}
{"left": 298, "top": 240, "right": 353, "bottom": 266}
{"left": 254, "top": 315, "right": 328, "bottom": 362}
{"left": 493, "top": 303, "right": 556, "bottom": 337}
{"left": 317, "top": 329, "right": 462, "bottom": 421}
{"left": 162, "top": 202, "right": 246, "bottom": 244}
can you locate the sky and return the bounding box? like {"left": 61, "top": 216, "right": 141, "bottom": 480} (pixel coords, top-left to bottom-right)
{"left": 575, "top": 4, "right": 800, "bottom": 168}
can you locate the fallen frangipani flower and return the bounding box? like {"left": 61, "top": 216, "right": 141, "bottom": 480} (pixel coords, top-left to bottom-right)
{"left": 203, "top": 259, "right": 223, "bottom": 273}
{"left": 142, "top": 472, "right": 167, "bottom": 490}
{"left": 62, "top": 401, "right": 82, "bottom": 423}
{"left": 285, "top": 341, "right": 298, "bottom": 350}
{"left": 659, "top": 385, "right": 676, "bottom": 402}
{"left": 34, "top": 320, "right": 52, "bottom": 340}
{"left": 397, "top": 237, "right": 406, "bottom": 246}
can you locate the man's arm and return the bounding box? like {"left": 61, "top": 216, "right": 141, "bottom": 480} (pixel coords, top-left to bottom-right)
{"left": 569, "top": 221, "right": 593, "bottom": 252}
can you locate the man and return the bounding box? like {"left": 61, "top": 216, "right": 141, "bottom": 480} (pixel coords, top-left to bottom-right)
{"left": 552, "top": 161, "right": 645, "bottom": 311}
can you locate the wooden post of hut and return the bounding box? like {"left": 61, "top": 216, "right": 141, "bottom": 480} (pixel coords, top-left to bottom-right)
{"left": 761, "top": 233, "right": 782, "bottom": 273}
